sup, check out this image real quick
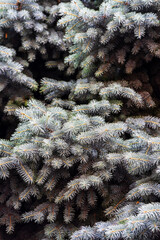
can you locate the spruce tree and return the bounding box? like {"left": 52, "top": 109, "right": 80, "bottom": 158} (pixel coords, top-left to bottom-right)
{"left": 58, "top": 0, "right": 160, "bottom": 106}
{"left": 1, "top": 78, "right": 157, "bottom": 239}
{"left": 0, "top": 0, "right": 159, "bottom": 239}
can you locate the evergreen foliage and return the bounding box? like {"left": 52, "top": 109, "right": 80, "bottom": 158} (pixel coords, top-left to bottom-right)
{"left": 0, "top": 0, "right": 159, "bottom": 239}
{"left": 0, "top": 0, "right": 66, "bottom": 116}
{"left": 71, "top": 118, "right": 160, "bottom": 240}
{"left": 0, "top": 45, "right": 37, "bottom": 91}
{"left": 0, "top": 0, "right": 67, "bottom": 67}
{"left": 58, "top": 0, "right": 160, "bottom": 106}
{"left": 0, "top": 43, "right": 37, "bottom": 118}
{"left": 1, "top": 78, "right": 157, "bottom": 239}
{"left": 59, "top": 0, "right": 160, "bottom": 78}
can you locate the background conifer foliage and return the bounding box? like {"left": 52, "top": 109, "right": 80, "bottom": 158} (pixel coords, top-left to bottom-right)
{"left": 0, "top": 0, "right": 159, "bottom": 239}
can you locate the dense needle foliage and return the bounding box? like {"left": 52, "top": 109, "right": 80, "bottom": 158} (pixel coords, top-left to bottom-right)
{"left": 0, "top": 0, "right": 159, "bottom": 239}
